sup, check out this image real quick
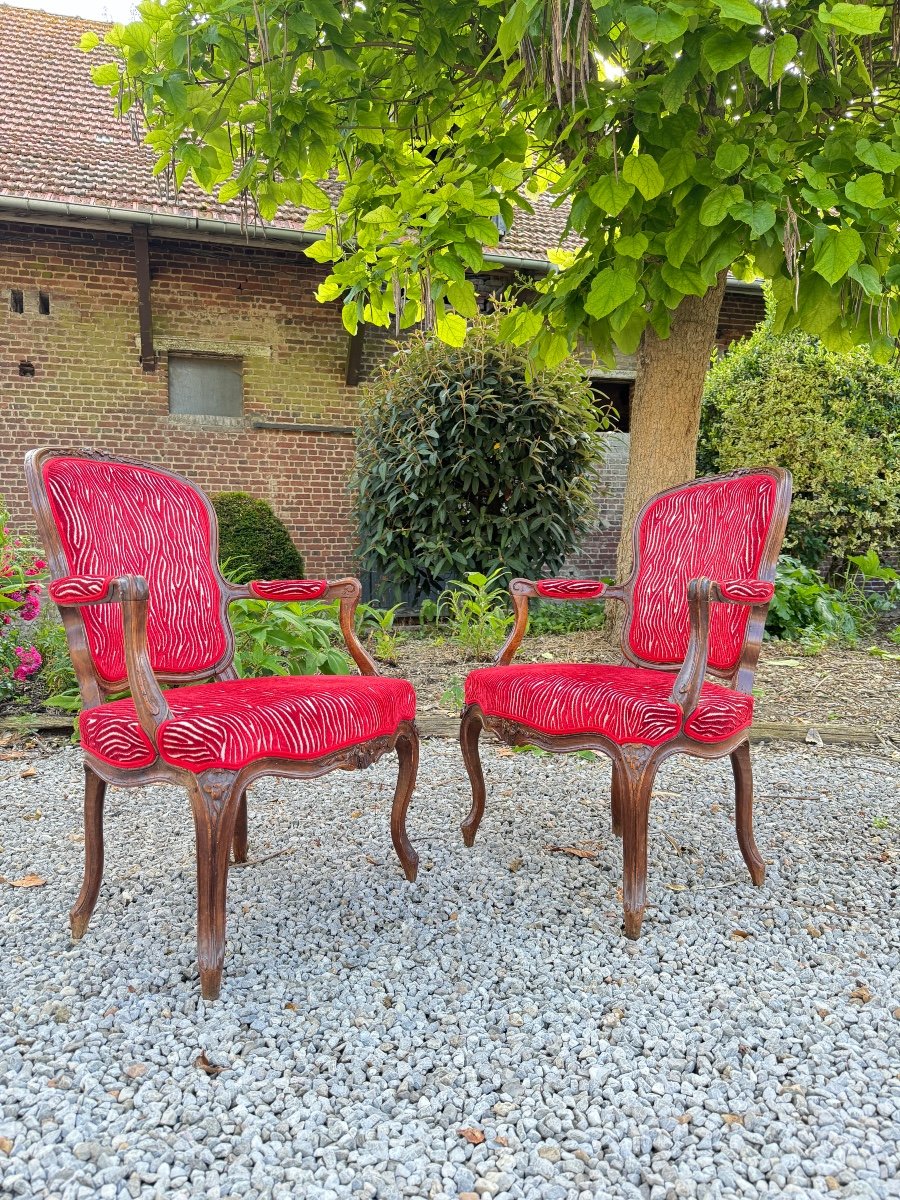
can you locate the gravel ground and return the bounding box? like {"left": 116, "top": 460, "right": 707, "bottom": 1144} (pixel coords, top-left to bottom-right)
{"left": 0, "top": 737, "right": 898, "bottom": 1200}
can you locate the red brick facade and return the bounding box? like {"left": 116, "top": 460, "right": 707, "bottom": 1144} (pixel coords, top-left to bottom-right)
{"left": 1, "top": 217, "right": 765, "bottom": 582}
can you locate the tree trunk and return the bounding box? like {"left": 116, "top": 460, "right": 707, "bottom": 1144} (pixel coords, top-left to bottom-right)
{"left": 615, "top": 270, "right": 728, "bottom": 586}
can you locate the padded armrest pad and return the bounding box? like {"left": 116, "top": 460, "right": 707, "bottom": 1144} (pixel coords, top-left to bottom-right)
{"left": 535, "top": 578, "right": 606, "bottom": 600}
{"left": 249, "top": 579, "right": 329, "bottom": 601}
{"left": 48, "top": 575, "right": 117, "bottom": 605}
{"left": 714, "top": 578, "right": 774, "bottom": 603}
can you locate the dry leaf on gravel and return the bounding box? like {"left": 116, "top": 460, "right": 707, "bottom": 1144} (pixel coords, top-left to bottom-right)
{"left": 722, "top": 1114, "right": 745, "bottom": 1126}
{"left": 1, "top": 874, "right": 46, "bottom": 888}
{"left": 457, "top": 1128, "right": 486, "bottom": 1145}
{"left": 850, "top": 985, "right": 873, "bottom": 1004}
{"left": 545, "top": 845, "right": 598, "bottom": 860}
{"left": 0, "top": 1137, "right": 12, "bottom": 1154}
{"left": 731, "top": 930, "right": 752, "bottom": 940}
{"left": 123, "top": 1064, "right": 147, "bottom": 1079}
{"left": 20, "top": 767, "right": 36, "bottom": 778}
{"left": 195, "top": 1053, "right": 226, "bottom": 1076}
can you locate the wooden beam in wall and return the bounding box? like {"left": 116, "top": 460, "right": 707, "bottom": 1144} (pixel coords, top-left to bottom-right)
{"left": 131, "top": 225, "right": 157, "bottom": 372}
{"left": 345, "top": 327, "right": 365, "bottom": 386}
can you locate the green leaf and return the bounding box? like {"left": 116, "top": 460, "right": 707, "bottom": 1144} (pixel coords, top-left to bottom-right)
{"left": 855, "top": 139, "right": 900, "bottom": 173}
{"left": 79, "top": 31, "right": 100, "bottom": 51}
{"left": 813, "top": 227, "right": 863, "bottom": 283}
{"left": 703, "top": 31, "right": 752, "bottom": 71}
{"left": 588, "top": 175, "right": 635, "bottom": 216}
{"left": 304, "top": 238, "right": 336, "bottom": 263}
{"left": 845, "top": 173, "right": 886, "bottom": 207}
{"left": 731, "top": 200, "right": 776, "bottom": 236}
{"left": 498, "top": 0, "right": 529, "bottom": 59}
{"left": 660, "top": 148, "right": 696, "bottom": 189}
{"left": 716, "top": 0, "right": 763, "bottom": 25}
{"left": 748, "top": 33, "right": 798, "bottom": 84}
{"left": 615, "top": 232, "right": 649, "bottom": 259}
{"left": 623, "top": 5, "right": 658, "bottom": 40}
{"left": 818, "top": 3, "right": 885, "bottom": 35}
{"left": 584, "top": 268, "right": 637, "bottom": 319}
{"left": 660, "top": 263, "right": 708, "bottom": 296}
{"left": 849, "top": 263, "right": 882, "bottom": 296}
{"left": 622, "top": 154, "right": 665, "bottom": 201}
{"left": 435, "top": 310, "right": 468, "bottom": 347}
{"left": 91, "top": 62, "right": 120, "bottom": 87}
{"left": 304, "top": 0, "right": 344, "bottom": 27}
{"left": 341, "top": 302, "right": 359, "bottom": 336}
{"left": 714, "top": 143, "right": 750, "bottom": 174}
{"left": 699, "top": 185, "right": 742, "bottom": 227}
{"left": 447, "top": 280, "right": 478, "bottom": 318}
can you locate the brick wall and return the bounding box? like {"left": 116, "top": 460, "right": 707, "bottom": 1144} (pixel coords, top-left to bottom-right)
{"left": 0, "top": 221, "right": 360, "bottom": 576}
{"left": 1, "top": 220, "right": 766, "bottom": 584}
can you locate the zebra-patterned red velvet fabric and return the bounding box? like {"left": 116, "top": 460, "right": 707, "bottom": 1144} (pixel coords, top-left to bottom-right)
{"left": 717, "top": 578, "right": 774, "bottom": 603}
{"left": 465, "top": 663, "right": 753, "bottom": 746}
{"left": 535, "top": 579, "right": 606, "bottom": 600}
{"left": 249, "top": 580, "right": 328, "bottom": 601}
{"left": 43, "top": 457, "right": 227, "bottom": 684}
{"left": 629, "top": 474, "right": 778, "bottom": 673}
{"left": 80, "top": 675, "right": 416, "bottom": 771}
{"left": 49, "top": 575, "right": 117, "bottom": 604}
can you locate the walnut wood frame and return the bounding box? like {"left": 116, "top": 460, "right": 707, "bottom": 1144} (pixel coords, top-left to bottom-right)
{"left": 25, "top": 446, "right": 419, "bottom": 1000}
{"left": 460, "top": 466, "right": 791, "bottom": 939}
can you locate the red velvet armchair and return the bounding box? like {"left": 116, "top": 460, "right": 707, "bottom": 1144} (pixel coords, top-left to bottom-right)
{"left": 26, "top": 448, "right": 419, "bottom": 999}
{"left": 460, "top": 467, "right": 792, "bottom": 938}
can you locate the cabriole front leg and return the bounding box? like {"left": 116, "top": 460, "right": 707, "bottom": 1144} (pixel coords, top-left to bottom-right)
{"left": 188, "top": 769, "right": 243, "bottom": 1001}
{"left": 70, "top": 763, "right": 107, "bottom": 940}
{"left": 459, "top": 705, "right": 486, "bottom": 847}
{"left": 617, "top": 748, "right": 657, "bottom": 940}
{"left": 731, "top": 740, "right": 765, "bottom": 886}
{"left": 391, "top": 724, "right": 420, "bottom": 881}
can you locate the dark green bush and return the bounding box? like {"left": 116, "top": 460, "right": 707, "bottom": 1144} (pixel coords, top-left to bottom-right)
{"left": 700, "top": 315, "right": 900, "bottom": 577}
{"left": 353, "top": 310, "right": 606, "bottom": 599}
{"left": 212, "top": 492, "right": 306, "bottom": 582}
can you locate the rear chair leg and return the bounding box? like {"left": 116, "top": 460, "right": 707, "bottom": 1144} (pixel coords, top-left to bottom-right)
{"left": 232, "top": 790, "right": 248, "bottom": 864}
{"left": 391, "top": 725, "right": 419, "bottom": 881}
{"left": 731, "top": 740, "right": 765, "bottom": 886}
{"left": 70, "top": 763, "right": 107, "bottom": 940}
{"left": 459, "top": 705, "right": 486, "bottom": 847}
{"left": 610, "top": 765, "right": 624, "bottom": 838}
{"left": 189, "top": 769, "right": 243, "bottom": 1001}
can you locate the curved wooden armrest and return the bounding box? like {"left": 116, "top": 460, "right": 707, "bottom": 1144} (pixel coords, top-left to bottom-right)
{"left": 226, "top": 575, "right": 377, "bottom": 676}
{"left": 50, "top": 573, "right": 171, "bottom": 747}
{"left": 669, "top": 576, "right": 774, "bottom": 722}
{"left": 495, "top": 577, "right": 628, "bottom": 666}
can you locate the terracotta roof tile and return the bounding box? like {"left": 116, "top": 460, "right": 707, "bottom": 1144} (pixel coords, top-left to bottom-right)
{"left": 0, "top": 2, "right": 569, "bottom": 263}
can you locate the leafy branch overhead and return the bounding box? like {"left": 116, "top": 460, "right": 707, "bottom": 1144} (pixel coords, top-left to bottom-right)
{"left": 87, "top": 1, "right": 900, "bottom": 362}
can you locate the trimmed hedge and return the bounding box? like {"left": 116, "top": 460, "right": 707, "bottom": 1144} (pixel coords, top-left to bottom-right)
{"left": 212, "top": 492, "right": 306, "bottom": 581}
{"left": 700, "top": 317, "right": 900, "bottom": 576}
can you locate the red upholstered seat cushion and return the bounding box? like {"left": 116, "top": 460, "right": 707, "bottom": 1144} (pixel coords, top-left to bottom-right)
{"left": 465, "top": 663, "right": 753, "bottom": 746}
{"left": 80, "top": 676, "right": 416, "bottom": 772}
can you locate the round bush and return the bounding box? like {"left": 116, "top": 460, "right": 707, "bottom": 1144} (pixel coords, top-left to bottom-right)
{"left": 353, "top": 311, "right": 605, "bottom": 599}
{"left": 699, "top": 317, "right": 900, "bottom": 576}
{"left": 212, "top": 492, "right": 306, "bottom": 581}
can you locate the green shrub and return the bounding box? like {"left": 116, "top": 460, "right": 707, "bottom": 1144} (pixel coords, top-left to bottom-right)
{"left": 700, "top": 318, "right": 900, "bottom": 576}
{"left": 212, "top": 492, "right": 306, "bottom": 582}
{"left": 435, "top": 569, "right": 514, "bottom": 660}
{"left": 229, "top": 599, "right": 350, "bottom": 676}
{"left": 528, "top": 598, "right": 607, "bottom": 635}
{"left": 353, "top": 309, "right": 606, "bottom": 600}
{"left": 768, "top": 551, "right": 899, "bottom": 650}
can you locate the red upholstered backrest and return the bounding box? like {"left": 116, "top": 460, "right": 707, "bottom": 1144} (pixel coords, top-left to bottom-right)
{"left": 43, "top": 456, "right": 227, "bottom": 685}
{"left": 628, "top": 473, "right": 779, "bottom": 673}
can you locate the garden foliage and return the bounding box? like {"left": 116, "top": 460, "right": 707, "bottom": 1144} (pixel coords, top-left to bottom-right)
{"left": 354, "top": 312, "right": 604, "bottom": 599}
{"left": 701, "top": 320, "right": 900, "bottom": 574}
{"left": 212, "top": 492, "right": 306, "bottom": 583}
{"left": 0, "top": 508, "right": 44, "bottom": 700}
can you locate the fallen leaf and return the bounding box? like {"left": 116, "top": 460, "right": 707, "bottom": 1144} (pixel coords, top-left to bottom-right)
{"left": 496, "top": 747, "right": 514, "bottom": 757}
{"left": 709, "top": 803, "right": 723, "bottom": 814}
{"left": 194, "top": 1053, "right": 226, "bottom": 1076}
{"left": 284, "top": 1002, "right": 297, "bottom": 1012}
{"left": 816, "top": 1007, "right": 829, "bottom": 1019}
{"left": 731, "top": 930, "right": 752, "bottom": 940}
{"left": 350, "top": 810, "right": 362, "bottom": 819}
{"left": 508, "top": 858, "right": 523, "bottom": 872}
{"left": 805, "top": 925, "right": 822, "bottom": 938}
{"left": 546, "top": 845, "right": 598, "bottom": 860}
{"left": 892, "top": 1008, "right": 900, "bottom": 1020}
{"left": 457, "top": 1128, "right": 486, "bottom": 1145}
{"left": 0, "top": 1137, "right": 12, "bottom": 1154}
{"left": 2, "top": 874, "right": 46, "bottom": 888}
{"left": 364, "top": 855, "right": 381, "bottom": 865}
{"left": 651, "top": 790, "right": 680, "bottom": 799}
{"left": 675, "top": 1113, "right": 691, "bottom": 1125}
{"left": 722, "top": 1114, "right": 744, "bottom": 1127}
{"left": 0, "top": 751, "right": 25, "bottom": 760}
{"left": 494, "top": 1135, "right": 509, "bottom": 1147}
{"left": 665, "top": 883, "right": 688, "bottom": 892}
{"left": 382, "top": 995, "right": 393, "bottom": 1009}
{"left": 103, "top": 1006, "right": 118, "bottom": 1018}
{"left": 825, "top": 1178, "right": 840, "bottom": 1192}
{"left": 123, "top": 1063, "right": 147, "bottom": 1079}
{"left": 20, "top": 767, "right": 36, "bottom": 778}
{"left": 459, "top": 1194, "right": 479, "bottom": 1200}
{"left": 850, "top": 985, "right": 873, "bottom": 1004}
{"left": 448, "top": 912, "right": 458, "bottom": 920}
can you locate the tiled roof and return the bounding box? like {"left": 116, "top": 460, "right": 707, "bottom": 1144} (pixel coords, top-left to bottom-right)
{"left": 0, "top": 3, "right": 570, "bottom": 264}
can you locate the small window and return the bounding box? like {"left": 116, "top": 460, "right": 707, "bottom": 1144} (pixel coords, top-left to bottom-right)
{"left": 592, "top": 378, "right": 632, "bottom": 432}
{"left": 168, "top": 354, "right": 243, "bottom": 418}
{"left": 38, "top": 292, "right": 50, "bottom": 316}
{"left": 9, "top": 290, "right": 23, "bottom": 314}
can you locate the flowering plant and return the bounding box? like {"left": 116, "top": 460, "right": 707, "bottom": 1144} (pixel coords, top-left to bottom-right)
{"left": 1, "top": 505, "right": 46, "bottom": 699}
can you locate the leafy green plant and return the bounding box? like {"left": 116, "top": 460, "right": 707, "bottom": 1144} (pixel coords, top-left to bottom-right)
{"left": 354, "top": 309, "right": 605, "bottom": 600}
{"left": 701, "top": 318, "right": 900, "bottom": 576}
{"left": 435, "top": 569, "right": 514, "bottom": 661}
{"left": 355, "top": 602, "right": 404, "bottom": 663}
{"left": 229, "top": 599, "right": 350, "bottom": 677}
{"left": 767, "top": 551, "right": 899, "bottom": 649}
{"left": 212, "top": 493, "right": 306, "bottom": 583}
{"left": 439, "top": 679, "right": 465, "bottom": 713}
{"left": 528, "top": 599, "right": 608, "bottom": 636}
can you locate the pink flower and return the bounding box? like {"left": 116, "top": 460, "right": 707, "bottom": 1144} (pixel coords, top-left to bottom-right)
{"left": 12, "top": 646, "right": 41, "bottom": 680}
{"left": 33, "top": 559, "right": 46, "bottom": 570}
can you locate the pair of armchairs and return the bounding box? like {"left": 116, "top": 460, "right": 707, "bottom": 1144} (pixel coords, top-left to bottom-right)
{"left": 26, "top": 449, "right": 790, "bottom": 999}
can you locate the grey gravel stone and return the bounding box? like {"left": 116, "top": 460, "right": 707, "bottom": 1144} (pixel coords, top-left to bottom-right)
{"left": 0, "top": 739, "right": 898, "bottom": 1199}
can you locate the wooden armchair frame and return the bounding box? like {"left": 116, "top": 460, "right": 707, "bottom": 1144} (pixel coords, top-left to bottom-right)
{"left": 460, "top": 467, "right": 792, "bottom": 939}
{"left": 25, "top": 447, "right": 418, "bottom": 999}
